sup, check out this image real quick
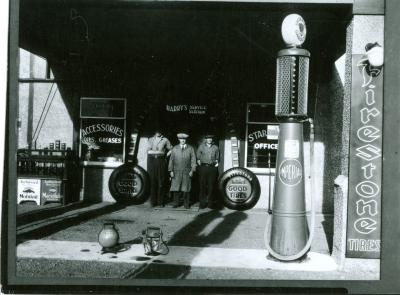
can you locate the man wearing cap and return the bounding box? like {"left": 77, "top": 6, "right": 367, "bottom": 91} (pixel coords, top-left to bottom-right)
{"left": 168, "top": 133, "right": 197, "bottom": 209}
{"left": 147, "top": 129, "right": 173, "bottom": 207}
{"left": 196, "top": 134, "right": 220, "bottom": 209}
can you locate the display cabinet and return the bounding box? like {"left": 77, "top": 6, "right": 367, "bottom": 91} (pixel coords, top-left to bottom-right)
{"left": 17, "top": 148, "right": 80, "bottom": 205}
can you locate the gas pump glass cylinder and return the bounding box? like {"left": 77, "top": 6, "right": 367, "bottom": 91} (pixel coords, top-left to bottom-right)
{"left": 275, "top": 49, "right": 310, "bottom": 119}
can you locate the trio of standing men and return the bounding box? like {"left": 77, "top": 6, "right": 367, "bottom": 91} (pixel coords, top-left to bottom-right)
{"left": 147, "top": 130, "right": 219, "bottom": 209}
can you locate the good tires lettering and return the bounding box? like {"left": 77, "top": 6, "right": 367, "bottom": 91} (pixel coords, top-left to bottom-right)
{"left": 109, "top": 165, "right": 150, "bottom": 205}
{"left": 218, "top": 167, "right": 260, "bottom": 211}
{"left": 115, "top": 173, "right": 142, "bottom": 197}
{"left": 225, "top": 176, "right": 252, "bottom": 203}
{"left": 117, "top": 179, "right": 138, "bottom": 187}
{"left": 227, "top": 186, "right": 248, "bottom": 192}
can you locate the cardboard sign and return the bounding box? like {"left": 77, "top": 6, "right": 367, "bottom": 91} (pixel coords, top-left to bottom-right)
{"left": 41, "top": 179, "right": 63, "bottom": 204}
{"left": 346, "top": 55, "right": 383, "bottom": 258}
{"left": 17, "top": 178, "right": 41, "bottom": 205}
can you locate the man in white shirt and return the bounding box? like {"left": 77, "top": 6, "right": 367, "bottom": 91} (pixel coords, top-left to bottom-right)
{"left": 196, "top": 134, "right": 219, "bottom": 209}
{"left": 147, "top": 129, "right": 172, "bottom": 207}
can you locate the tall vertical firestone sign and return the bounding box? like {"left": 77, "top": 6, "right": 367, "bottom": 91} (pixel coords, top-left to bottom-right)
{"left": 346, "top": 56, "right": 383, "bottom": 258}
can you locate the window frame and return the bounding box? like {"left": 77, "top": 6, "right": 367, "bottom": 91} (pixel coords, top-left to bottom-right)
{"left": 244, "top": 102, "right": 278, "bottom": 175}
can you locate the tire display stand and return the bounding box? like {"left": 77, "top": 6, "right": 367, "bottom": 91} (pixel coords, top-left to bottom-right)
{"left": 218, "top": 104, "right": 261, "bottom": 211}
{"left": 108, "top": 103, "right": 153, "bottom": 205}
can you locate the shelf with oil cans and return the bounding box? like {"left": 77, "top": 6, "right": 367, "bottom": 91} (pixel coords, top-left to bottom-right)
{"left": 17, "top": 149, "right": 80, "bottom": 206}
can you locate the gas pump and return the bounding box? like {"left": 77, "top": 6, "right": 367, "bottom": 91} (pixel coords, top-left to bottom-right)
{"left": 264, "top": 14, "right": 315, "bottom": 261}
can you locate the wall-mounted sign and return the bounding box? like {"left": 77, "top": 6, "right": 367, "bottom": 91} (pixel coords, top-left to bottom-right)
{"left": 17, "top": 178, "right": 41, "bottom": 205}
{"left": 346, "top": 55, "right": 383, "bottom": 258}
{"left": 81, "top": 97, "right": 126, "bottom": 118}
{"left": 165, "top": 104, "right": 207, "bottom": 115}
{"left": 246, "top": 123, "right": 279, "bottom": 169}
{"left": 79, "top": 98, "right": 126, "bottom": 167}
{"left": 41, "top": 179, "right": 63, "bottom": 204}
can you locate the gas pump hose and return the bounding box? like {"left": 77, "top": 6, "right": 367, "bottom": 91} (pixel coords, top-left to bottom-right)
{"left": 263, "top": 118, "right": 315, "bottom": 261}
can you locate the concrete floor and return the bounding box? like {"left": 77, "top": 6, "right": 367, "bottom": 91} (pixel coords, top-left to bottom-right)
{"left": 15, "top": 202, "right": 379, "bottom": 281}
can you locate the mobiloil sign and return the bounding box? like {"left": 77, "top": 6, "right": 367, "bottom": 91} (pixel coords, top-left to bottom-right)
{"left": 17, "top": 178, "right": 41, "bottom": 205}
{"left": 41, "top": 179, "right": 63, "bottom": 204}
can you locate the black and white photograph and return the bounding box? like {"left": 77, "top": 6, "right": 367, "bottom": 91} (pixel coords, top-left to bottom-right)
{"left": 1, "top": 0, "right": 400, "bottom": 294}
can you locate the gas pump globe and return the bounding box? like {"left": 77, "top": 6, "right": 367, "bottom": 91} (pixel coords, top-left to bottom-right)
{"left": 264, "top": 14, "right": 315, "bottom": 261}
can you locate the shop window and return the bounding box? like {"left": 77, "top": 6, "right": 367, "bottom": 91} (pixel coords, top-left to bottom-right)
{"left": 17, "top": 48, "right": 72, "bottom": 150}
{"left": 19, "top": 48, "right": 54, "bottom": 80}
{"left": 245, "top": 103, "right": 279, "bottom": 174}
{"left": 79, "top": 97, "right": 127, "bottom": 167}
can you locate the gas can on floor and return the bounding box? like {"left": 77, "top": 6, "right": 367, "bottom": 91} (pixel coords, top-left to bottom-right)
{"left": 98, "top": 222, "right": 119, "bottom": 249}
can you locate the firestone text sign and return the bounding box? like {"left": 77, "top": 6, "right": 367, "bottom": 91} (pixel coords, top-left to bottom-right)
{"left": 346, "top": 56, "right": 383, "bottom": 258}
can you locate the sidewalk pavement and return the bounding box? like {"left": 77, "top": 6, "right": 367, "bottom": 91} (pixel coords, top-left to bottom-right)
{"left": 15, "top": 201, "right": 379, "bottom": 281}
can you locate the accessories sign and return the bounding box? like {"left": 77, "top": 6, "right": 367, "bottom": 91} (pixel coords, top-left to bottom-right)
{"left": 79, "top": 98, "right": 126, "bottom": 166}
